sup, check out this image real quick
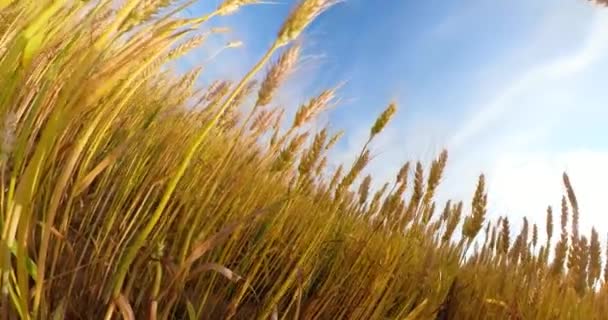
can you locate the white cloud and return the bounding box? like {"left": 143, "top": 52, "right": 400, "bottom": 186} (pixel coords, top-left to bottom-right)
{"left": 488, "top": 150, "right": 608, "bottom": 236}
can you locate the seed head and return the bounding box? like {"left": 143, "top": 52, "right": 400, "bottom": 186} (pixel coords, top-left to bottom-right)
{"left": 358, "top": 175, "right": 372, "bottom": 205}
{"left": 551, "top": 238, "right": 567, "bottom": 276}
{"left": 250, "top": 109, "right": 274, "bottom": 133}
{"left": 578, "top": 237, "right": 589, "bottom": 294}
{"left": 546, "top": 206, "right": 553, "bottom": 242}
{"left": 370, "top": 102, "right": 396, "bottom": 139}
{"left": 218, "top": 0, "right": 260, "bottom": 16}
{"left": 278, "top": 0, "right": 340, "bottom": 45}
{"left": 368, "top": 183, "right": 389, "bottom": 217}
{"left": 500, "top": 217, "right": 510, "bottom": 255}
{"left": 271, "top": 132, "right": 309, "bottom": 171}
{"left": 268, "top": 109, "right": 285, "bottom": 147}
{"left": 603, "top": 234, "right": 608, "bottom": 285}
{"left": 325, "top": 130, "right": 344, "bottom": 150}
{"left": 422, "top": 201, "right": 436, "bottom": 224}
{"left": 336, "top": 150, "right": 370, "bottom": 197}
{"left": 462, "top": 174, "right": 487, "bottom": 240}
{"left": 560, "top": 196, "right": 568, "bottom": 234}
{"left": 509, "top": 233, "right": 524, "bottom": 264}
{"left": 292, "top": 89, "right": 336, "bottom": 128}
{"left": 315, "top": 156, "right": 327, "bottom": 176}
{"left": 487, "top": 224, "right": 497, "bottom": 252}
{"left": 442, "top": 201, "right": 463, "bottom": 242}
{"left": 521, "top": 217, "right": 529, "bottom": 246}
{"left": 124, "top": 0, "right": 172, "bottom": 31}
{"left": 440, "top": 200, "right": 452, "bottom": 222}
{"left": 298, "top": 129, "right": 327, "bottom": 177}
{"left": 256, "top": 45, "right": 301, "bottom": 107}
{"left": 203, "top": 80, "right": 231, "bottom": 102}
{"left": 166, "top": 34, "right": 209, "bottom": 62}
{"left": 422, "top": 150, "right": 448, "bottom": 208}
{"left": 396, "top": 162, "right": 410, "bottom": 184}
{"left": 408, "top": 162, "right": 424, "bottom": 211}
{"left": 589, "top": 228, "right": 601, "bottom": 286}
{"left": 328, "top": 164, "right": 343, "bottom": 192}
{"left": 532, "top": 224, "right": 538, "bottom": 248}
{"left": 230, "top": 80, "right": 257, "bottom": 109}
{"left": 563, "top": 173, "right": 580, "bottom": 242}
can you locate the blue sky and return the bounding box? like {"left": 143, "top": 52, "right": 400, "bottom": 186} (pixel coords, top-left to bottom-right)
{"left": 185, "top": 0, "right": 608, "bottom": 234}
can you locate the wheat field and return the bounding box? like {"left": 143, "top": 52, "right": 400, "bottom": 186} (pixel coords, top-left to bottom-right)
{"left": 0, "top": 0, "right": 607, "bottom": 319}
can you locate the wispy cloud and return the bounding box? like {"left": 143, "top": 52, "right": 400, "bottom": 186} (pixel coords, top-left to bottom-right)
{"left": 448, "top": 9, "right": 608, "bottom": 151}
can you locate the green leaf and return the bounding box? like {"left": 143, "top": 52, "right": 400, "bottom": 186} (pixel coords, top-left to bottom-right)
{"left": 51, "top": 297, "right": 67, "bottom": 320}
{"left": 186, "top": 300, "right": 197, "bottom": 320}
{"left": 10, "top": 243, "right": 37, "bottom": 280}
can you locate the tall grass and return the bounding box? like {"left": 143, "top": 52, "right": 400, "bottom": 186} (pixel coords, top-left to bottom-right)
{"left": 0, "top": 0, "right": 607, "bottom": 319}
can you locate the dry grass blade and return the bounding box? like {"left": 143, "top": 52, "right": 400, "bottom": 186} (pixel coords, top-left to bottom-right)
{"left": 73, "top": 142, "right": 129, "bottom": 196}
{"left": 179, "top": 200, "right": 285, "bottom": 277}
{"left": 114, "top": 294, "right": 135, "bottom": 320}
{"left": 188, "top": 263, "right": 242, "bottom": 282}
{"left": 401, "top": 299, "right": 428, "bottom": 320}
